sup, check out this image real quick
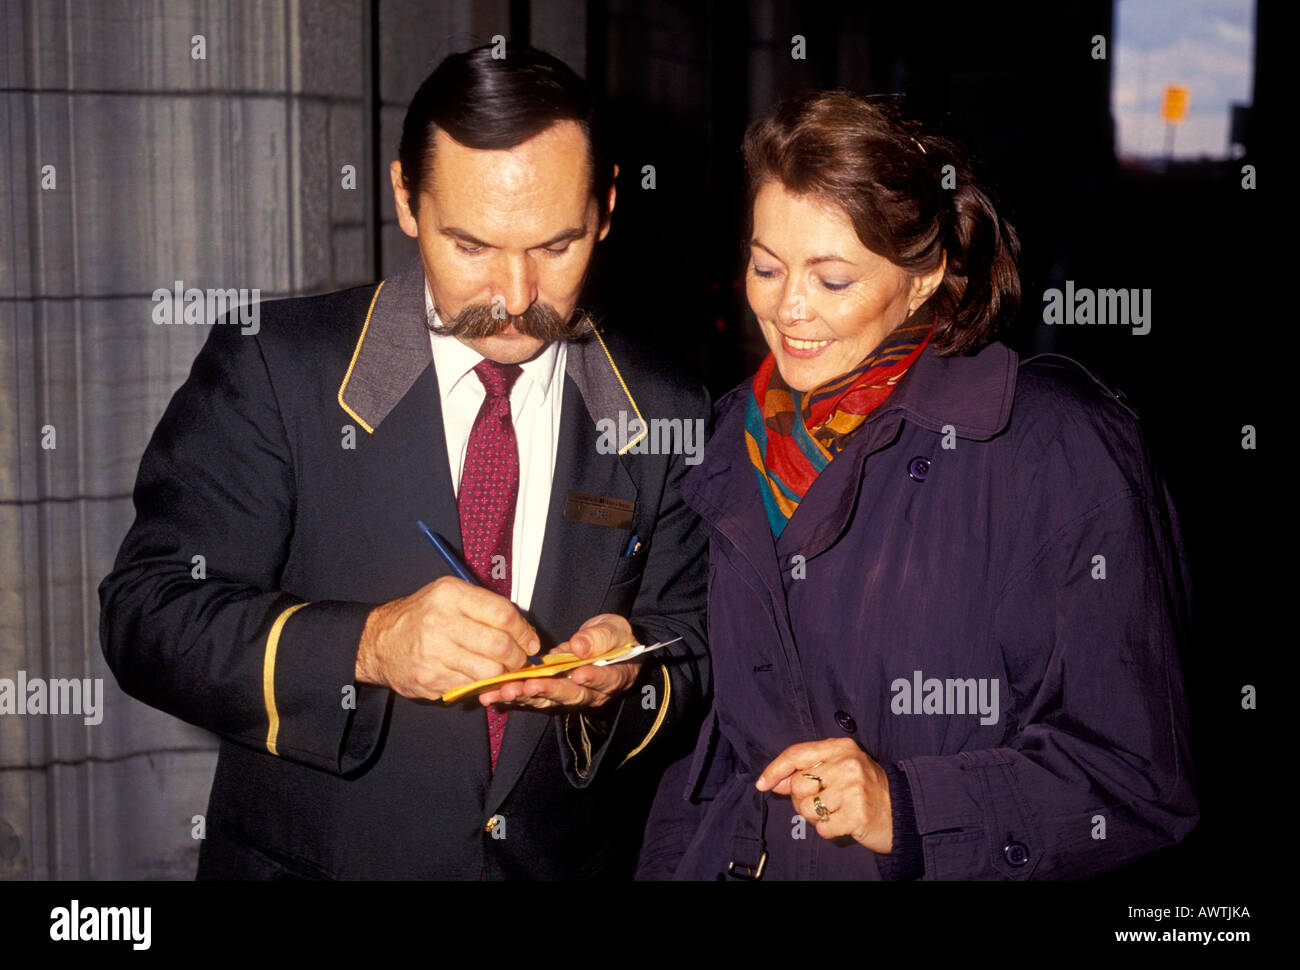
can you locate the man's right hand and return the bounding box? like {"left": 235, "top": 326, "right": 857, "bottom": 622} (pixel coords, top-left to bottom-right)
{"left": 354, "top": 577, "right": 540, "bottom": 700}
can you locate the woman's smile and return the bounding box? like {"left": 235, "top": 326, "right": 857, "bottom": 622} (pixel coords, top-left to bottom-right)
{"left": 780, "top": 333, "right": 834, "bottom": 356}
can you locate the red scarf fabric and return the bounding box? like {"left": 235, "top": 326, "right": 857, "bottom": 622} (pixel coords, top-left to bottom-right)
{"left": 745, "top": 316, "right": 933, "bottom": 535}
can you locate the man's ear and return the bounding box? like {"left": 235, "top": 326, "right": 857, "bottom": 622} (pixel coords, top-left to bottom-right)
{"left": 909, "top": 250, "right": 946, "bottom": 312}
{"left": 390, "top": 160, "right": 418, "bottom": 239}
{"left": 597, "top": 164, "right": 618, "bottom": 241}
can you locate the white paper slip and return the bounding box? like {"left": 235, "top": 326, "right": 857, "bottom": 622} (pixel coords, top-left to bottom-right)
{"left": 592, "top": 635, "right": 683, "bottom": 665}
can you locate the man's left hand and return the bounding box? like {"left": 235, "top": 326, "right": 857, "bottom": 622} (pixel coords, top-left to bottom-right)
{"left": 477, "top": 613, "right": 642, "bottom": 711}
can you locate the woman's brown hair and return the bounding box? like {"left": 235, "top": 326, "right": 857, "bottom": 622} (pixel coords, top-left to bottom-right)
{"left": 743, "top": 91, "right": 1021, "bottom": 355}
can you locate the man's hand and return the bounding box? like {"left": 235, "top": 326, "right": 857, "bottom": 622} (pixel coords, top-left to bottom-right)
{"left": 355, "top": 576, "right": 540, "bottom": 700}
{"left": 756, "top": 737, "right": 893, "bottom": 854}
{"left": 477, "top": 613, "right": 643, "bottom": 711}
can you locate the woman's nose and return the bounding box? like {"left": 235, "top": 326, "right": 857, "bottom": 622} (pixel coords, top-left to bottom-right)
{"left": 777, "top": 284, "right": 811, "bottom": 327}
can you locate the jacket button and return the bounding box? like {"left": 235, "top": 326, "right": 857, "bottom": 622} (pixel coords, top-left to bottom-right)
{"left": 908, "top": 457, "right": 930, "bottom": 482}
{"left": 484, "top": 814, "right": 504, "bottom": 834}
{"left": 1003, "top": 840, "right": 1029, "bottom": 867}
{"left": 834, "top": 710, "right": 857, "bottom": 734}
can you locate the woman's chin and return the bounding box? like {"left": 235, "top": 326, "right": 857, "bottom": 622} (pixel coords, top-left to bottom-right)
{"left": 774, "top": 355, "right": 838, "bottom": 393}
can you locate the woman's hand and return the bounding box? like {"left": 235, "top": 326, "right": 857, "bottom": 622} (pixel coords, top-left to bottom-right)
{"left": 477, "top": 614, "right": 642, "bottom": 710}
{"left": 756, "top": 738, "right": 893, "bottom": 854}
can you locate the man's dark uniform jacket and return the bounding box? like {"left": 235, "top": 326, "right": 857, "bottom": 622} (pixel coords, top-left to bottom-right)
{"left": 98, "top": 257, "right": 711, "bottom": 879}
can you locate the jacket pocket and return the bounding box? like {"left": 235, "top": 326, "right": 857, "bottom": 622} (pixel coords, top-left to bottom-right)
{"left": 596, "top": 546, "right": 649, "bottom": 615}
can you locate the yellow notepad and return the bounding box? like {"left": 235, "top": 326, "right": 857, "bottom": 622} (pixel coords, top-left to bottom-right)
{"left": 440, "top": 642, "right": 642, "bottom": 703}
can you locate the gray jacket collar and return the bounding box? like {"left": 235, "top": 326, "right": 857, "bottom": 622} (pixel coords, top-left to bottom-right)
{"left": 338, "top": 256, "right": 645, "bottom": 444}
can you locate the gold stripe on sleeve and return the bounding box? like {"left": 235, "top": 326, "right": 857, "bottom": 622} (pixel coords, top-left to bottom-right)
{"left": 619, "top": 664, "right": 672, "bottom": 767}
{"left": 264, "top": 602, "right": 312, "bottom": 755}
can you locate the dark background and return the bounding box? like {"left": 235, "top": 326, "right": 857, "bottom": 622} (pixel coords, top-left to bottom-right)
{"left": 1, "top": 0, "right": 1275, "bottom": 904}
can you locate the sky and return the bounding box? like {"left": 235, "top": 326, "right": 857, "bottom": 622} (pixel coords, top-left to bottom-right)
{"left": 1112, "top": 0, "right": 1254, "bottom": 159}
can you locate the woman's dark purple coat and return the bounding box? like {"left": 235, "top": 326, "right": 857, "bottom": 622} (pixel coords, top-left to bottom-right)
{"left": 637, "top": 340, "right": 1198, "bottom": 880}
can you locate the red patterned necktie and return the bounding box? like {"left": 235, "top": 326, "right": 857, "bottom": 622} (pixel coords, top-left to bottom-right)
{"left": 458, "top": 359, "right": 523, "bottom": 772}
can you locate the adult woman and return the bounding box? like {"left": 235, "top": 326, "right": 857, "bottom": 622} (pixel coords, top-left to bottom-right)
{"left": 637, "top": 92, "right": 1196, "bottom": 880}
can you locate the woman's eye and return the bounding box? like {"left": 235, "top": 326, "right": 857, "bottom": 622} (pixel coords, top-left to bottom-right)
{"left": 821, "top": 279, "right": 852, "bottom": 292}
{"left": 752, "top": 265, "right": 780, "bottom": 279}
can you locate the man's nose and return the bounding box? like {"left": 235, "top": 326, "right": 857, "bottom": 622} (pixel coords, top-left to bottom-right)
{"left": 494, "top": 254, "right": 537, "bottom": 318}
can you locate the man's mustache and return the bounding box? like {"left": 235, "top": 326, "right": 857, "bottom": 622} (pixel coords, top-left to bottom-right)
{"left": 427, "top": 301, "right": 593, "bottom": 341}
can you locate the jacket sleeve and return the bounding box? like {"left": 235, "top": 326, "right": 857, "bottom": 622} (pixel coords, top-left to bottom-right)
{"left": 98, "top": 320, "right": 389, "bottom": 775}
{"left": 898, "top": 443, "right": 1198, "bottom": 879}
{"left": 557, "top": 383, "right": 713, "bottom": 787}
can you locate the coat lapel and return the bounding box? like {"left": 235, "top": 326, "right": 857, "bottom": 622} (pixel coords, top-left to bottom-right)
{"left": 682, "top": 395, "right": 819, "bottom": 739}
{"left": 361, "top": 360, "right": 464, "bottom": 577}
{"left": 337, "top": 257, "right": 432, "bottom": 435}
{"left": 775, "top": 341, "right": 1019, "bottom": 563}
{"left": 682, "top": 390, "right": 788, "bottom": 607}
{"left": 334, "top": 255, "right": 472, "bottom": 599}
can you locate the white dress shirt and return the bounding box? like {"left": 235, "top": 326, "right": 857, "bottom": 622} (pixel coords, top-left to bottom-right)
{"left": 426, "top": 283, "right": 566, "bottom": 613}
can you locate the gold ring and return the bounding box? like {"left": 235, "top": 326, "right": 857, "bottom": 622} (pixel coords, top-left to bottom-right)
{"left": 813, "top": 795, "right": 831, "bottom": 821}
{"left": 802, "top": 772, "right": 824, "bottom": 789}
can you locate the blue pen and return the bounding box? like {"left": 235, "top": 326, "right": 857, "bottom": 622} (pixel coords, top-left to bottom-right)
{"left": 417, "top": 520, "right": 475, "bottom": 583}
{"left": 416, "top": 520, "right": 540, "bottom": 665}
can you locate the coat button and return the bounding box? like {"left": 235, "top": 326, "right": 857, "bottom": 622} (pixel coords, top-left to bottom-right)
{"left": 908, "top": 457, "right": 930, "bottom": 482}
{"left": 834, "top": 710, "right": 857, "bottom": 734}
{"left": 485, "top": 814, "right": 504, "bottom": 834}
{"left": 1003, "top": 839, "right": 1029, "bottom": 867}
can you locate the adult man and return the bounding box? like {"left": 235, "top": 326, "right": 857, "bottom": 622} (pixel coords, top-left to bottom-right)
{"left": 98, "top": 45, "right": 710, "bottom": 879}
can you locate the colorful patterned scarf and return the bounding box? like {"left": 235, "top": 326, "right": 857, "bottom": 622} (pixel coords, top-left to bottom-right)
{"left": 745, "top": 317, "right": 933, "bottom": 536}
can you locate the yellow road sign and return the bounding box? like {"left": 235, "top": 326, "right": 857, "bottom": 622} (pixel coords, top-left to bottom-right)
{"left": 1162, "top": 85, "right": 1189, "bottom": 123}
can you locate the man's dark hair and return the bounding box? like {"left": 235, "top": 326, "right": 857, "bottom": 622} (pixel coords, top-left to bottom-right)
{"left": 398, "top": 44, "right": 612, "bottom": 222}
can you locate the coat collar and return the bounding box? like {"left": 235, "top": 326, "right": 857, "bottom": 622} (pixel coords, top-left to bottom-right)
{"left": 684, "top": 338, "right": 1019, "bottom": 558}
{"left": 880, "top": 336, "right": 1017, "bottom": 442}
{"left": 337, "top": 255, "right": 647, "bottom": 448}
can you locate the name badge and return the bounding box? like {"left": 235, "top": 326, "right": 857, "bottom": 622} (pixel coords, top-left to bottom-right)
{"left": 563, "top": 491, "right": 635, "bottom": 529}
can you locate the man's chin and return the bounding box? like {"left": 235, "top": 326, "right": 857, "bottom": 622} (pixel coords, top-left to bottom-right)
{"left": 458, "top": 333, "right": 549, "bottom": 365}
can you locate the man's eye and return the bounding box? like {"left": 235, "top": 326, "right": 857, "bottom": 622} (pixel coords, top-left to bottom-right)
{"left": 542, "top": 244, "right": 571, "bottom": 256}
{"left": 455, "top": 243, "right": 483, "bottom": 255}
